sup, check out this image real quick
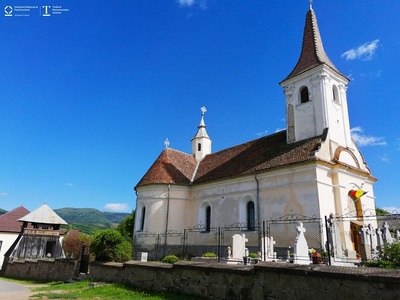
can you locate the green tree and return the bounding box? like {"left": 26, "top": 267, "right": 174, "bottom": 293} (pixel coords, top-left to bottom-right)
{"left": 62, "top": 230, "right": 91, "bottom": 259}
{"left": 376, "top": 207, "right": 390, "bottom": 216}
{"left": 117, "top": 210, "right": 135, "bottom": 242}
{"left": 91, "top": 229, "right": 132, "bottom": 262}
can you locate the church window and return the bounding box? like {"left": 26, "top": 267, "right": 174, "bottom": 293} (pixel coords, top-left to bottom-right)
{"left": 198, "top": 143, "right": 201, "bottom": 151}
{"left": 140, "top": 206, "right": 146, "bottom": 231}
{"left": 332, "top": 85, "right": 339, "bottom": 102}
{"left": 247, "top": 201, "right": 255, "bottom": 231}
{"left": 300, "top": 86, "right": 309, "bottom": 103}
{"left": 205, "top": 206, "right": 211, "bottom": 232}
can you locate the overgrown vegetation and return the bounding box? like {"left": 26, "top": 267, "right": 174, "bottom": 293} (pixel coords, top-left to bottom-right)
{"left": 162, "top": 255, "right": 179, "bottom": 264}
{"left": 365, "top": 242, "right": 400, "bottom": 269}
{"left": 91, "top": 229, "right": 132, "bottom": 262}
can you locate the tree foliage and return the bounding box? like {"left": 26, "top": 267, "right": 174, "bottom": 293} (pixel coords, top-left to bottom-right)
{"left": 376, "top": 207, "right": 390, "bottom": 216}
{"left": 91, "top": 229, "right": 132, "bottom": 262}
{"left": 117, "top": 210, "right": 135, "bottom": 242}
{"left": 63, "top": 230, "right": 91, "bottom": 259}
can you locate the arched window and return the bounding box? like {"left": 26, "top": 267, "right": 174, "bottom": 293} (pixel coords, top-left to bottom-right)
{"left": 205, "top": 206, "right": 211, "bottom": 232}
{"left": 332, "top": 85, "right": 339, "bottom": 102}
{"left": 198, "top": 143, "right": 202, "bottom": 151}
{"left": 300, "top": 86, "right": 309, "bottom": 103}
{"left": 247, "top": 201, "right": 255, "bottom": 231}
{"left": 140, "top": 206, "right": 146, "bottom": 231}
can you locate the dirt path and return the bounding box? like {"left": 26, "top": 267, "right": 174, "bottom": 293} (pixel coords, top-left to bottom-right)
{"left": 0, "top": 278, "right": 34, "bottom": 300}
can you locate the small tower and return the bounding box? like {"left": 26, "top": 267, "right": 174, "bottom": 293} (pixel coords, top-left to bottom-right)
{"left": 191, "top": 106, "right": 211, "bottom": 161}
{"left": 280, "top": 5, "right": 352, "bottom": 149}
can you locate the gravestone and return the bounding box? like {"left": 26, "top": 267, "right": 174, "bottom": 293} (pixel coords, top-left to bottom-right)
{"left": 293, "top": 222, "right": 310, "bottom": 265}
{"left": 382, "top": 222, "right": 394, "bottom": 245}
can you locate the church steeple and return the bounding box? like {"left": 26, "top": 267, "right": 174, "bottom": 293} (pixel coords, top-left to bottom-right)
{"left": 280, "top": 5, "right": 352, "bottom": 148}
{"left": 282, "top": 6, "right": 343, "bottom": 82}
{"left": 191, "top": 106, "right": 211, "bottom": 161}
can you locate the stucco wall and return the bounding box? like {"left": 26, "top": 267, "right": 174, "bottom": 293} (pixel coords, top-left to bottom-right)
{"left": 90, "top": 261, "right": 400, "bottom": 300}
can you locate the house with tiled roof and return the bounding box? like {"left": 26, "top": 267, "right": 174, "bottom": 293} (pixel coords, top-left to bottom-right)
{"left": 2, "top": 204, "right": 67, "bottom": 270}
{"left": 0, "top": 206, "right": 30, "bottom": 270}
{"left": 133, "top": 4, "right": 376, "bottom": 259}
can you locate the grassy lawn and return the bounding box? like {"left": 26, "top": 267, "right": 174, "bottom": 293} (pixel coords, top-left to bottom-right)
{"left": 2, "top": 278, "right": 206, "bottom": 299}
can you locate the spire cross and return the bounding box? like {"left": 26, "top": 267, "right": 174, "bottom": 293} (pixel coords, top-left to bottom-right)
{"left": 200, "top": 106, "right": 207, "bottom": 116}
{"left": 309, "top": 0, "right": 313, "bottom": 9}
{"left": 164, "top": 138, "right": 170, "bottom": 148}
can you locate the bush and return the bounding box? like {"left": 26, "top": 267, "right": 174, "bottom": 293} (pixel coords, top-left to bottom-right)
{"left": 202, "top": 252, "right": 217, "bottom": 257}
{"left": 91, "top": 229, "right": 132, "bottom": 262}
{"left": 162, "top": 255, "right": 179, "bottom": 264}
{"left": 62, "top": 230, "right": 91, "bottom": 259}
{"left": 366, "top": 242, "right": 400, "bottom": 269}
{"left": 249, "top": 252, "right": 259, "bottom": 259}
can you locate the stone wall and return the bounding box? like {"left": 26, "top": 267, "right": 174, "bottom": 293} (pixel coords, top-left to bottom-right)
{"left": 3, "top": 258, "right": 80, "bottom": 281}
{"left": 90, "top": 261, "right": 400, "bottom": 299}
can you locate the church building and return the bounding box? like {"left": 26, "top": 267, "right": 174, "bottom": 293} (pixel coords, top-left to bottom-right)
{"left": 134, "top": 4, "right": 376, "bottom": 259}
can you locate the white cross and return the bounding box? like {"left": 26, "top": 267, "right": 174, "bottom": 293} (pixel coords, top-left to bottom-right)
{"left": 164, "top": 138, "right": 170, "bottom": 148}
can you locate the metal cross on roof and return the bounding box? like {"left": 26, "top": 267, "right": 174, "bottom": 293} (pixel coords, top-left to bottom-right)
{"left": 309, "top": 0, "right": 313, "bottom": 8}
{"left": 164, "top": 138, "right": 170, "bottom": 148}
{"left": 200, "top": 106, "right": 207, "bottom": 116}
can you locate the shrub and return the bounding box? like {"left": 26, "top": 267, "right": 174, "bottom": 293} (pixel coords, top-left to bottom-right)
{"left": 91, "top": 229, "right": 132, "bottom": 262}
{"left": 62, "top": 230, "right": 91, "bottom": 259}
{"left": 162, "top": 255, "right": 179, "bottom": 264}
{"left": 366, "top": 242, "right": 400, "bottom": 269}
{"left": 249, "top": 252, "right": 259, "bottom": 259}
{"left": 202, "top": 252, "right": 217, "bottom": 257}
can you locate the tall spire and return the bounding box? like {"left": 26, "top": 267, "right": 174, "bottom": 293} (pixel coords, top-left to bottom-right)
{"left": 281, "top": 6, "right": 344, "bottom": 82}
{"left": 191, "top": 106, "right": 211, "bottom": 161}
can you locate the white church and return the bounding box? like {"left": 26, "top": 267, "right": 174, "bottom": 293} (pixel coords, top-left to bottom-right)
{"left": 133, "top": 4, "right": 377, "bottom": 259}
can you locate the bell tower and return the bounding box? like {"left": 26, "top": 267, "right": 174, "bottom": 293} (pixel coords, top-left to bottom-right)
{"left": 280, "top": 4, "right": 352, "bottom": 149}
{"left": 191, "top": 106, "right": 211, "bottom": 161}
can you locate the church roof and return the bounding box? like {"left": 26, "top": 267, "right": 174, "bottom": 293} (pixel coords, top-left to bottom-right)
{"left": 281, "top": 7, "right": 343, "bottom": 83}
{"left": 136, "top": 149, "right": 198, "bottom": 187}
{"left": 135, "top": 130, "right": 327, "bottom": 188}
{"left": 0, "top": 206, "right": 30, "bottom": 232}
{"left": 18, "top": 204, "right": 68, "bottom": 225}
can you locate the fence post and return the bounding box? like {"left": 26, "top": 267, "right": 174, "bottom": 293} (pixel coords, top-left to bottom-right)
{"left": 263, "top": 221, "right": 266, "bottom": 261}
{"left": 324, "top": 215, "right": 331, "bottom": 266}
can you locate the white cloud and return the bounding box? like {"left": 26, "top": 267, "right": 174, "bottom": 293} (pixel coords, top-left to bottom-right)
{"left": 64, "top": 183, "right": 74, "bottom": 187}
{"left": 177, "top": 0, "right": 195, "bottom": 7}
{"left": 104, "top": 203, "right": 130, "bottom": 212}
{"left": 177, "top": 0, "right": 207, "bottom": 10}
{"left": 379, "top": 154, "right": 389, "bottom": 163}
{"left": 350, "top": 127, "right": 386, "bottom": 147}
{"left": 0, "top": 192, "right": 8, "bottom": 197}
{"left": 341, "top": 39, "right": 380, "bottom": 61}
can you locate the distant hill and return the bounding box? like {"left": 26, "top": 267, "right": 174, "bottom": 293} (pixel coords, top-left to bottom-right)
{"left": 54, "top": 207, "right": 130, "bottom": 224}
{"left": 0, "top": 207, "right": 131, "bottom": 235}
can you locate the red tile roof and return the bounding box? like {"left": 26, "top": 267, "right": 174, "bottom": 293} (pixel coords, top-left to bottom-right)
{"left": 281, "top": 8, "right": 344, "bottom": 83}
{"left": 0, "top": 206, "right": 30, "bottom": 233}
{"left": 136, "top": 149, "right": 198, "bottom": 187}
{"left": 136, "top": 130, "right": 327, "bottom": 188}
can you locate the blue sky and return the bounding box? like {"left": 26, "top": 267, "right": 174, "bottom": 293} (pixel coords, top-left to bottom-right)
{"left": 1, "top": 0, "right": 399, "bottom": 213}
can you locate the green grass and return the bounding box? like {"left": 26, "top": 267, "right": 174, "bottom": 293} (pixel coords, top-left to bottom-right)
{"left": 3, "top": 279, "right": 205, "bottom": 300}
